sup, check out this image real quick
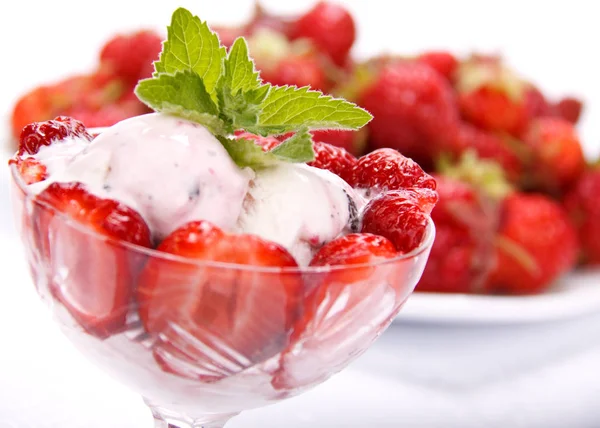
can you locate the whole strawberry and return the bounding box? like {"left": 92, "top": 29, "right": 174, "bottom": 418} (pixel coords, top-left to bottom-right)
{"left": 449, "top": 123, "right": 523, "bottom": 183}
{"left": 456, "top": 55, "right": 534, "bottom": 137}
{"left": 416, "top": 174, "right": 498, "bottom": 294}
{"left": 358, "top": 60, "right": 460, "bottom": 166}
{"left": 260, "top": 54, "right": 328, "bottom": 92}
{"left": 349, "top": 148, "right": 437, "bottom": 195}
{"left": 248, "top": 29, "right": 330, "bottom": 92}
{"left": 416, "top": 51, "right": 458, "bottom": 81}
{"left": 485, "top": 192, "right": 579, "bottom": 295}
{"left": 361, "top": 191, "right": 432, "bottom": 254}
{"left": 552, "top": 97, "right": 584, "bottom": 124}
{"left": 564, "top": 166, "right": 600, "bottom": 265}
{"left": 11, "top": 87, "right": 54, "bottom": 139}
{"left": 99, "top": 30, "right": 163, "bottom": 84}
{"left": 521, "top": 117, "right": 585, "bottom": 194}
{"left": 290, "top": 1, "right": 356, "bottom": 67}
{"left": 18, "top": 116, "right": 91, "bottom": 155}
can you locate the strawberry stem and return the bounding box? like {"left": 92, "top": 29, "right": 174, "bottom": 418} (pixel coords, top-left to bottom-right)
{"left": 437, "top": 150, "right": 513, "bottom": 200}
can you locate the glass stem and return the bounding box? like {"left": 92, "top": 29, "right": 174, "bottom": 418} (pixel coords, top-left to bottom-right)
{"left": 150, "top": 406, "right": 230, "bottom": 428}
{"left": 153, "top": 421, "right": 226, "bottom": 428}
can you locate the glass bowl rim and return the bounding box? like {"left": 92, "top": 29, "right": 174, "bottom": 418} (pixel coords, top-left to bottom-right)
{"left": 9, "top": 144, "right": 436, "bottom": 274}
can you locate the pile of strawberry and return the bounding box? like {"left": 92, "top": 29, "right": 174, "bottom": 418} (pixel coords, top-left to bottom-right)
{"left": 10, "top": 30, "right": 162, "bottom": 136}
{"left": 10, "top": 1, "right": 600, "bottom": 296}
{"left": 214, "top": 2, "right": 600, "bottom": 295}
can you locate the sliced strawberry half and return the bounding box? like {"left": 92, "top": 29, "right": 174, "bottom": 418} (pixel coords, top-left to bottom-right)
{"left": 137, "top": 221, "right": 303, "bottom": 382}
{"left": 34, "top": 182, "right": 152, "bottom": 338}
{"left": 273, "top": 233, "right": 401, "bottom": 391}
{"left": 9, "top": 157, "right": 48, "bottom": 185}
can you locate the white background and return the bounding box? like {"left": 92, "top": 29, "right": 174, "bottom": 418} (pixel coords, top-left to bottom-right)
{"left": 1, "top": 1, "right": 600, "bottom": 427}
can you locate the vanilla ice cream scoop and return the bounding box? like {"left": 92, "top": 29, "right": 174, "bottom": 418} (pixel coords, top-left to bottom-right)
{"left": 32, "top": 113, "right": 253, "bottom": 240}
{"left": 237, "top": 164, "right": 365, "bottom": 265}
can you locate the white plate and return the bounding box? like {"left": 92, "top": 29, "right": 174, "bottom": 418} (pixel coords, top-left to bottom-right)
{"left": 396, "top": 270, "right": 600, "bottom": 325}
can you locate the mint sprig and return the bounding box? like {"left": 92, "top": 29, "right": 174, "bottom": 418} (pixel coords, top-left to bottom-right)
{"left": 136, "top": 7, "right": 373, "bottom": 169}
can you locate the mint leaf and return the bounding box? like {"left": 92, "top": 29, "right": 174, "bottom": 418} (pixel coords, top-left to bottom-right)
{"left": 217, "top": 136, "right": 280, "bottom": 169}
{"left": 154, "top": 7, "right": 226, "bottom": 100}
{"left": 216, "top": 37, "right": 266, "bottom": 129}
{"left": 221, "top": 37, "right": 261, "bottom": 93}
{"left": 245, "top": 85, "right": 373, "bottom": 136}
{"left": 270, "top": 128, "right": 314, "bottom": 163}
{"left": 136, "top": 70, "right": 228, "bottom": 135}
{"left": 137, "top": 7, "right": 372, "bottom": 171}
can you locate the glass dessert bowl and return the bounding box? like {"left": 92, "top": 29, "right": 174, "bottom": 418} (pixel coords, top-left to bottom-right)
{"left": 10, "top": 161, "right": 435, "bottom": 427}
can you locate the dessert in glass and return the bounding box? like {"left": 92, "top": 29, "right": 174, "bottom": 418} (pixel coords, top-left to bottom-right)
{"left": 9, "top": 8, "right": 436, "bottom": 428}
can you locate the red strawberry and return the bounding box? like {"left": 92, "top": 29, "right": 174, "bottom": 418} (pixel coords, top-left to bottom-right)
{"left": 349, "top": 148, "right": 437, "bottom": 195}
{"left": 564, "top": 167, "right": 600, "bottom": 265}
{"left": 213, "top": 25, "right": 246, "bottom": 48}
{"left": 524, "top": 85, "right": 552, "bottom": 118}
{"left": 137, "top": 221, "right": 303, "bottom": 381}
{"left": 311, "top": 128, "right": 367, "bottom": 156}
{"left": 18, "top": 116, "right": 92, "bottom": 156}
{"left": 456, "top": 56, "right": 532, "bottom": 136}
{"left": 235, "top": 132, "right": 281, "bottom": 151}
{"left": 11, "top": 87, "right": 54, "bottom": 139}
{"left": 308, "top": 140, "right": 357, "bottom": 183}
{"left": 521, "top": 117, "right": 585, "bottom": 194}
{"left": 248, "top": 29, "right": 330, "bottom": 92}
{"left": 358, "top": 60, "right": 460, "bottom": 166}
{"left": 34, "top": 182, "right": 152, "bottom": 338}
{"left": 68, "top": 101, "right": 148, "bottom": 129}
{"left": 361, "top": 191, "right": 434, "bottom": 253}
{"left": 9, "top": 157, "right": 47, "bottom": 185}
{"left": 260, "top": 53, "right": 328, "bottom": 92}
{"left": 245, "top": 3, "right": 294, "bottom": 38}
{"left": 291, "top": 1, "right": 356, "bottom": 67}
{"left": 416, "top": 51, "right": 458, "bottom": 81}
{"left": 553, "top": 97, "right": 583, "bottom": 124}
{"left": 10, "top": 71, "right": 138, "bottom": 143}
{"left": 416, "top": 175, "right": 498, "bottom": 294}
{"left": 310, "top": 233, "right": 397, "bottom": 269}
{"left": 450, "top": 123, "right": 523, "bottom": 183}
{"left": 236, "top": 133, "right": 357, "bottom": 183}
{"left": 273, "top": 233, "right": 401, "bottom": 391}
{"left": 99, "top": 30, "right": 163, "bottom": 83}
{"left": 485, "top": 193, "right": 579, "bottom": 295}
